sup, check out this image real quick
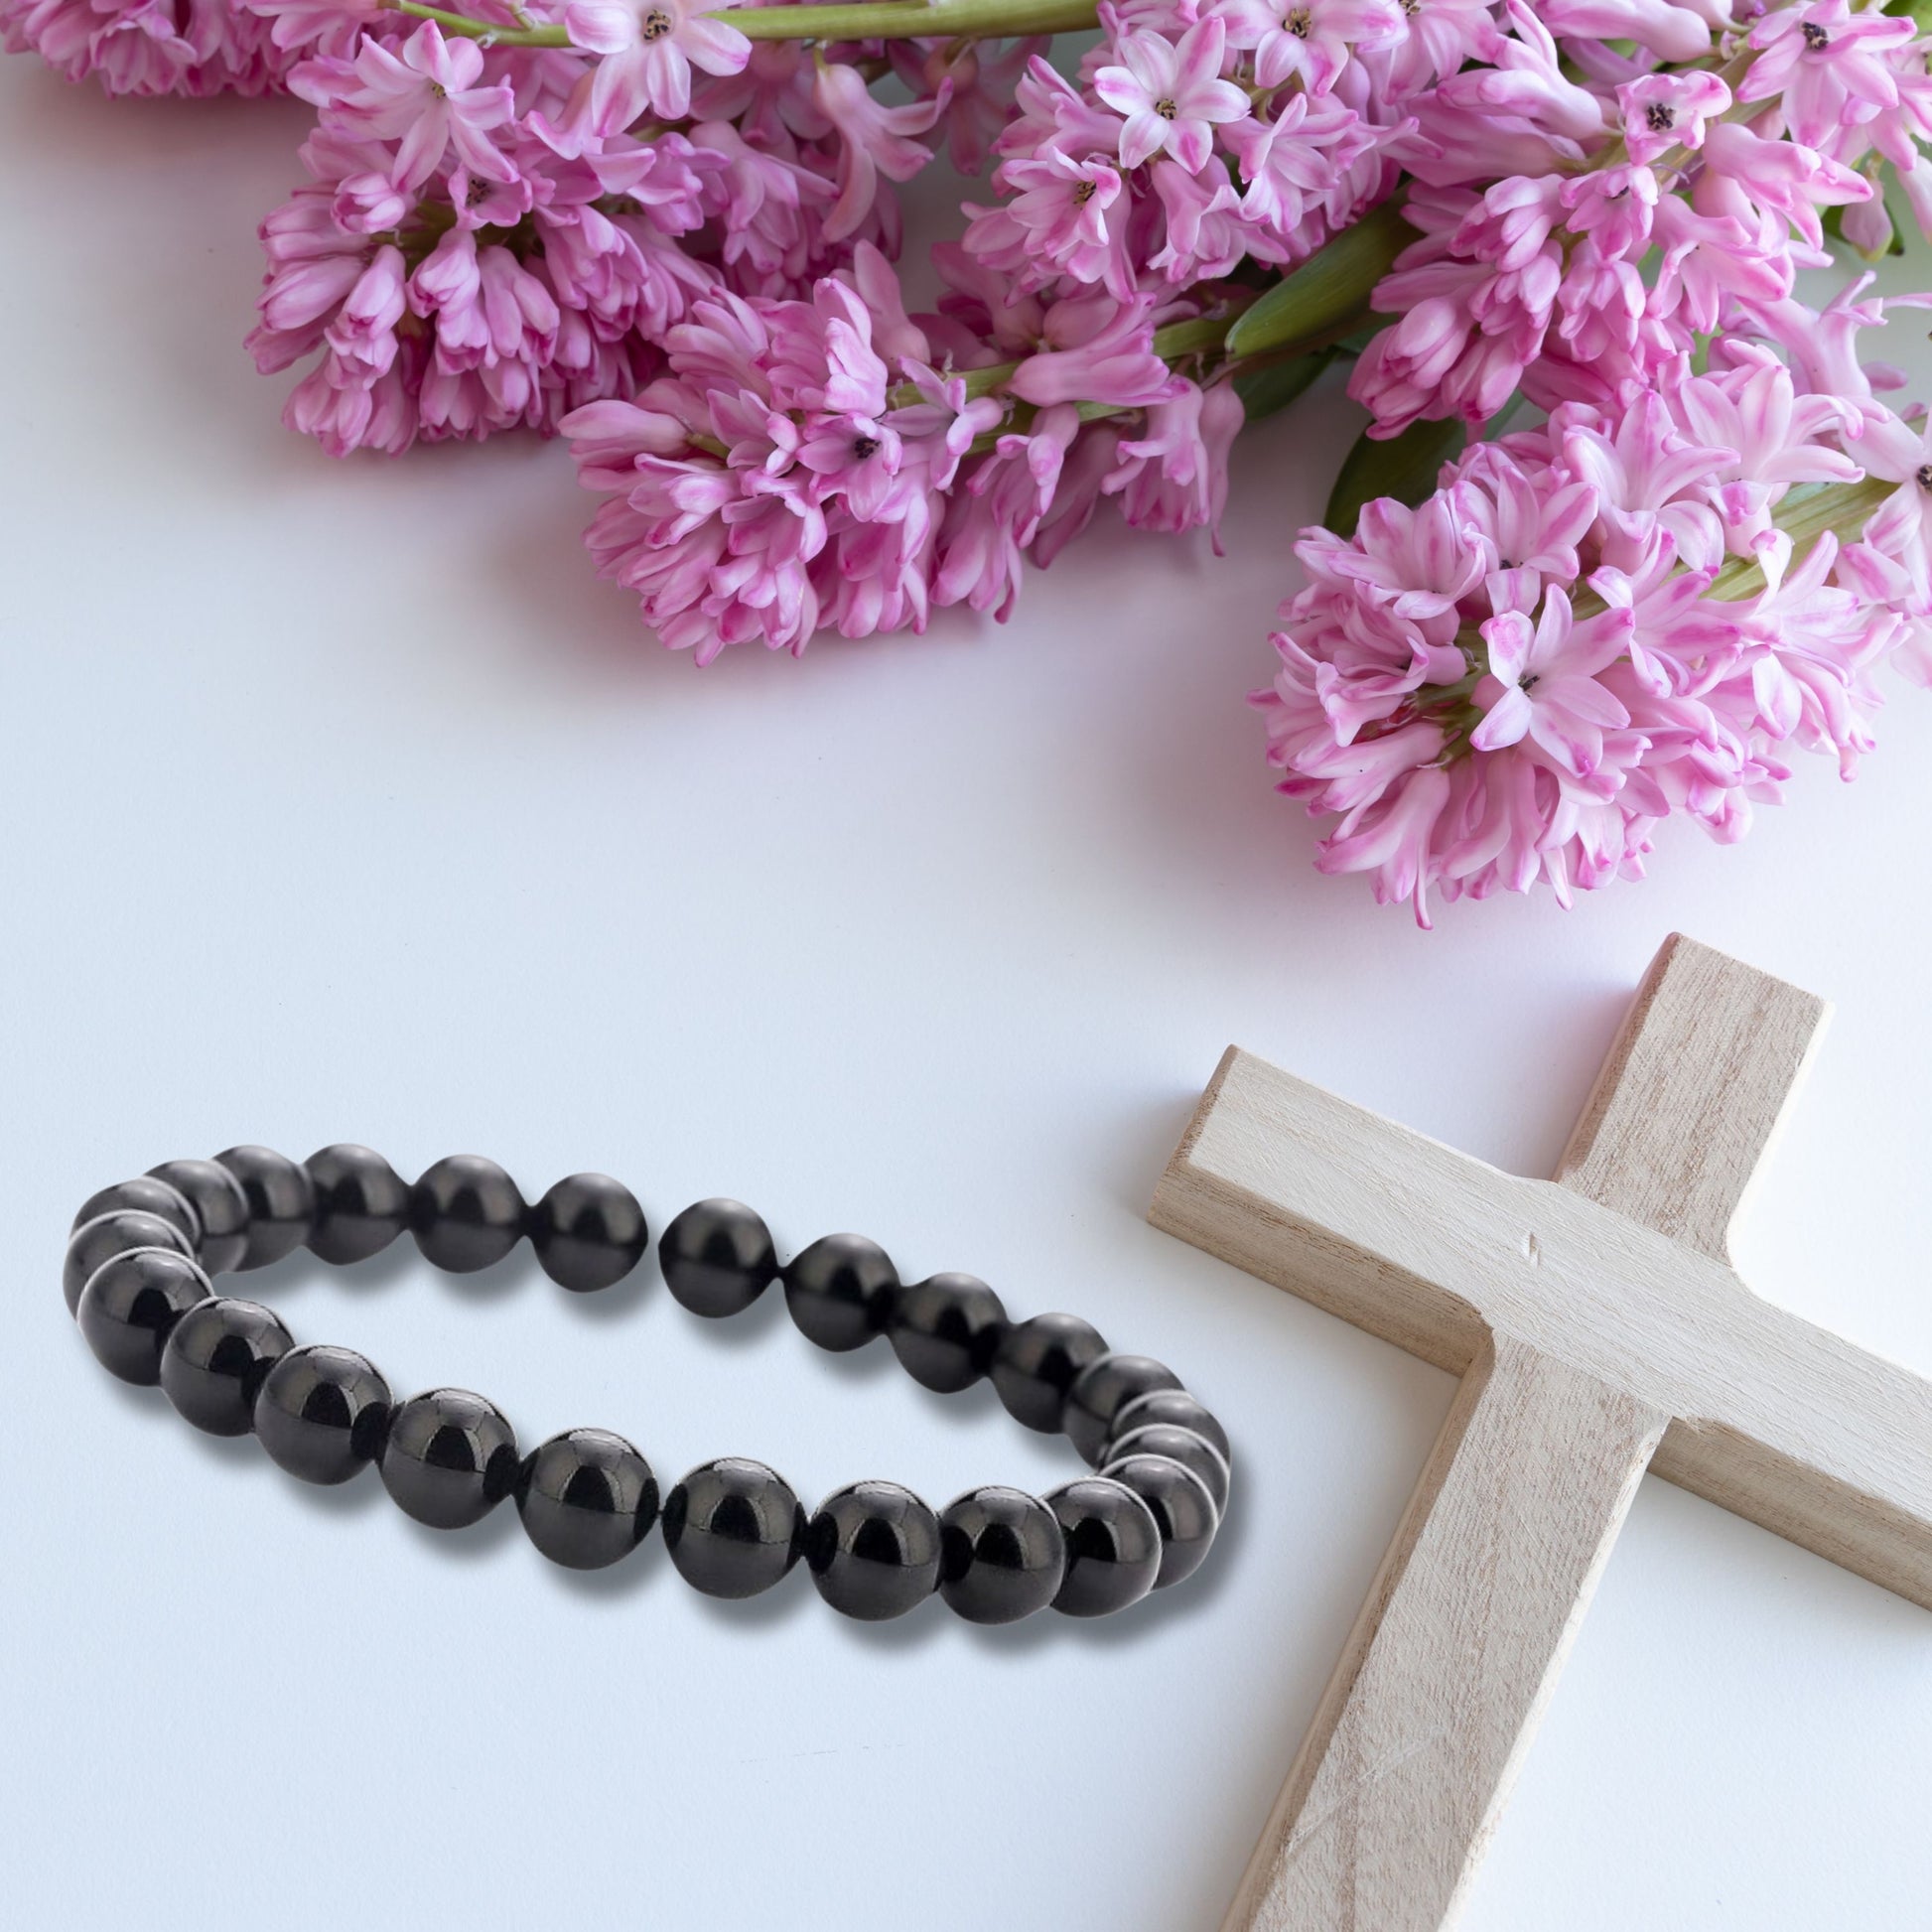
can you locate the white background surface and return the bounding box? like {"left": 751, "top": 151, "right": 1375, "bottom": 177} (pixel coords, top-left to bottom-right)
{"left": 4, "top": 54, "right": 1931, "bottom": 1932}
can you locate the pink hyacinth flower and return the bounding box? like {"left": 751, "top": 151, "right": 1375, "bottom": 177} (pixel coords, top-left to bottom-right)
{"left": 1092, "top": 19, "right": 1250, "bottom": 175}
{"left": 1469, "top": 589, "right": 1634, "bottom": 784}
{"left": 1741, "top": 0, "right": 1916, "bottom": 151}
{"left": 1212, "top": 0, "right": 1405, "bottom": 95}
{"left": 1616, "top": 69, "right": 1731, "bottom": 167}
{"left": 563, "top": 0, "right": 752, "bottom": 133}
{"left": 330, "top": 22, "right": 517, "bottom": 192}
{"left": 812, "top": 59, "right": 951, "bottom": 241}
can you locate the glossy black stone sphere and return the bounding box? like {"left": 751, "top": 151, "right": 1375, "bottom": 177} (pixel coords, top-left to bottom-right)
{"left": 889, "top": 1273, "right": 1008, "bottom": 1394}
{"left": 410, "top": 1155, "right": 527, "bottom": 1274}
{"left": 160, "top": 1297, "right": 293, "bottom": 1435}
{"left": 1102, "top": 1452, "right": 1217, "bottom": 1588}
{"left": 805, "top": 1479, "right": 941, "bottom": 1620}
{"left": 64, "top": 1209, "right": 195, "bottom": 1316}
{"left": 528, "top": 1173, "right": 648, "bottom": 1293}
{"left": 1105, "top": 1424, "right": 1229, "bottom": 1516}
{"left": 783, "top": 1234, "right": 898, "bottom": 1352}
{"left": 254, "top": 1344, "right": 393, "bottom": 1484}
{"left": 1046, "top": 1476, "right": 1163, "bottom": 1618}
{"left": 380, "top": 1388, "right": 520, "bottom": 1529}
{"left": 1063, "top": 1352, "right": 1183, "bottom": 1464}
{"left": 304, "top": 1144, "right": 410, "bottom": 1266}
{"left": 989, "top": 1312, "right": 1109, "bottom": 1434}
{"left": 661, "top": 1457, "right": 806, "bottom": 1599}
{"left": 659, "top": 1198, "right": 778, "bottom": 1317}
{"left": 938, "top": 1485, "right": 1065, "bottom": 1624}
{"left": 72, "top": 1176, "right": 199, "bottom": 1248}
{"left": 1105, "top": 1389, "right": 1231, "bottom": 1467}
{"left": 76, "top": 1249, "right": 211, "bottom": 1385}
{"left": 148, "top": 1160, "right": 250, "bottom": 1275}
{"left": 518, "top": 1429, "right": 659, "bottom": 1570}
{"left": 214, "top": 1146, "right": 316, "bottom": 1271}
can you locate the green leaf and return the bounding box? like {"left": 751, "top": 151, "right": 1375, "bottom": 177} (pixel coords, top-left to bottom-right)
{"left": 1885, "top": 0, "right": 1932, "bottom": 27}
{"left": 1234, "top": 348, "right": 1338, "bottom": 423}
{"left": 1225, "top": 199, "right": 1413, "bottom": 360}
{"left": 1324, "top": 415, "right": 1467, "bottom": 535}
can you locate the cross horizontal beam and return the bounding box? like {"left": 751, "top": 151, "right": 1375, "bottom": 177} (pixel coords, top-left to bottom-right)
{"left": 1153, "top": 1045, "right": 1932, "bottom": 1608}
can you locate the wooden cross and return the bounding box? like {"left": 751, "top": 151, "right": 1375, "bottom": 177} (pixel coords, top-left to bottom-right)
{"left": 1149, "top": 932, "right": 1932, "bottom": 1932}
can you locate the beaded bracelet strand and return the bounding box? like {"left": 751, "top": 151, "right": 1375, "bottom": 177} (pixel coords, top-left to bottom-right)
{"left": 65, "top": 1145, "right": 1232, "bottom": 1625}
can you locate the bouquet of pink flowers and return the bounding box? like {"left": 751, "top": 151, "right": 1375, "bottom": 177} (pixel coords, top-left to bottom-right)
{"left": 12, "top": 0, "right": 1932, "bottom": 917}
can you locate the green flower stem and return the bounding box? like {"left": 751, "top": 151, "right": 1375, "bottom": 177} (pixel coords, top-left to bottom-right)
{"left": 388, "top": 0, "right": 1100, "bottom": 46}
{"left": 1702, "top": 474, "right": 1897, "bottom": 602}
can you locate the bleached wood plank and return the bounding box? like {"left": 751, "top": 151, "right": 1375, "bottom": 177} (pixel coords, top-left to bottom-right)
{"left": 1554, "top": 932, "right": 1830, "bottom": 1261}
{"left": 1150, "top": 934, "right": 1932, "bottom": 1932}
{"left": 1225, "top": 1335, "right": 1666, "bottom": 1932}
{"left": 1151, "top": 1050, "right": 1932, "bottom": 1605}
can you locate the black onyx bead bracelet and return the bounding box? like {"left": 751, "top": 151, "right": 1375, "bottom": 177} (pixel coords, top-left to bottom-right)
{"left": 66, "top": 1146, "right": 1232, "bottom": 1624}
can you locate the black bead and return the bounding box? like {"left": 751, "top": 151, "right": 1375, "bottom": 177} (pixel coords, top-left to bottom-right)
{"left": 529, "top": 1173, "right": 648, "bottom": 1294}
{"left": 938, "top": 1485, "right": 1065, "bottom": 1624}
{"left": 254, "top": 1344, "right": 393, "bottom": 1484}
{"left": 1047, "top": 1477, "right": 1163, "bottom": 1618}
{"left": 160, "top": 1297, "right": 293, "bottom": 1435}
{"left": 1105, "top": 1424, "right": 1229, "bottom": 1516}
{"left": 783, "top": 1234, "right": 898, "bottom": 1352}
{"left": 805, "top": 1480, "right": 941, "bottom": 1620}
{"left": 213, "top": 1146, "right": 316, "bottom": 1272}
{"left": 889, "top": 1273, "right": 1008, "bottom": 1393}
{"left": 990, "top": 1312, "right": 1109, "bottom": 1433}
{"left": 1063, "top": 1352, "right": 1183, "bottom": 1464}
{"left": 410, "top": 1155, "right": 527, "bottom": 1274}
{"left": 380, "top": 1388, "right": 520, "bottom": 1529}
{"left": 64, "top": 1209, "right": 195, "bottom": 1317}
{"left": 305, "top": 1144, "right": 410, "bottom": 1266}
{"left": 1105, "top": 1389, "right": 1231, "bottom": 1467}
{"left": 1101, "top": 1453, "right": 1217, "bottom": 1588}
{"left": 148, "top": 1160, "right": 251, "bottom": 1275}
{"left": 71, "top": 1177, "right": 199, "bottom": 1248}
{"left": 659, "top": 1198, "right": 777, "bottom": 1317}
{"left": 76, "top": 1249, "right": 211, "bottom": 1385}
{"left": 662, "top": 1457, "right": 806, "bottom": 1599}
{"left": 517, "top": 1429, "right": 659, "bottom": 1570}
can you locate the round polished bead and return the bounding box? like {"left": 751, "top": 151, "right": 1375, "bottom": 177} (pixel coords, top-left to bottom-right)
{"left": 64, "top": 1209, "right": 195, "bottom": 1317}
{"left": 659, "top": 1198, "right": 778, "bottom": 1318}
{"left": 148, "top": 1160, "right": 251, "bottom": 1275}
{"left": 1102, "top": 1452, "right": 1218, "bottom": 1588}
{"left": 1106, "top": 1389, "right": 1231, "bottom": 1467}
{"left": 661, "top": 1457, "right": 806, "bottom": 1599}
{"left": 805, "top": 1480, "right": 941, "bottom": 1620}
{"left": 304, "top": 1144, "right": 410, "bottom": 1266}
{"left": 783, "top": 1234, "right": 898, "bottom": 1352}
{"left": 1046, "top": 1476, "right": 1163, "bottom": 1618}
{"left": 380, "top": 1388, "right": 520, "bottom": 1529}
{"left": 989, "top": 1312, "right": 1109, "bottom": 1434}
{"left": 1063, "top": 1352, "right": 1183, "bottom": 1464}
{"left": 517, "top": 1428, "right": 659, "bottom": 1570}
{"left": 160, "top": 1297, "right": 293, "bottom": 1435}
{"left": 938, "top": 1485, "right": 1065, "bottom": 1625}
{"left": 254, "top": 1344, "right": 393, "bottom": 1484}
{"left": 889, "top": 1273, "right": 1008, "bottom": 1394}
{"left": 76, "top": 1249, "right": 211, "bottom": 1385}
{"left": 529, "top": 1173, "right": 648, "bottom": 1294}
{"left": 213, "top": 1146, "right": 316, "bottom": 1272}
{"left": 71, "top": 1177, "right": 199, "bottom": 1248}
{"left": 410, "top": 1155, "right": 527, "bottom": 1274}
{"left": 1105, "top": 1424, "right": 1229, "bottom": 1516}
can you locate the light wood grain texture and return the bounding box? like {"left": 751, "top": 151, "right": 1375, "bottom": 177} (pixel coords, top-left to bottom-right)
{"left": 1149, "top": 933, "right": 1932, "bottom": 1932}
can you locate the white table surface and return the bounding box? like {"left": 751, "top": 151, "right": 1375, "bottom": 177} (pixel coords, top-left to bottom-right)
{"left": 5, "top": 56, "right": 1931, "bottom": 1932}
